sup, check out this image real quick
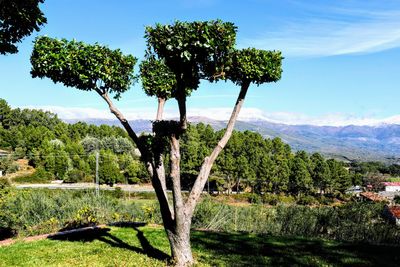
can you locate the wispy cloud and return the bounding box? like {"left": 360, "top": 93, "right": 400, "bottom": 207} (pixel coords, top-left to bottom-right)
{"left": 26, "top": 105, "right": 400, "bottom": 126}
{"left": 240, "top": 2, "right": 400, "bottom": 57}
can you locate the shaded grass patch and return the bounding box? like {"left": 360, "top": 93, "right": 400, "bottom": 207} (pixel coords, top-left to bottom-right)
{"left": 1, "top": 226, "right": 399, "bottom": 267}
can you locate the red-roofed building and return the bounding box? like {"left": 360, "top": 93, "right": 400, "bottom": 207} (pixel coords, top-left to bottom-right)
{"left": 360, "top": 192, "right": 387, "bottom": 202}
{"left": 384, "top": 205, "right": 400, "bottom": 226}
{"left": 383, "top": 182, "right": 400, "bottom": 192}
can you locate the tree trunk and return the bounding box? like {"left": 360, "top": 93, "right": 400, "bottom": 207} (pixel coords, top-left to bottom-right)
{"left": 97, "top": 80, "right": 252, "bottom": 266}
{"left": 156, "top": 97, "right": 165, "bottom": 121}
{"left": 165, "top": 219, "right": 193, "bottom": 267}
{"left": 168, "top": 132, "right": 194, "bottom": 266}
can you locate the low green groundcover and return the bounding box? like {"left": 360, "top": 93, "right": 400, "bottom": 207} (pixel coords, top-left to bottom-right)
{"left": 1, "top": 226, "right": 399, "bottom": 267}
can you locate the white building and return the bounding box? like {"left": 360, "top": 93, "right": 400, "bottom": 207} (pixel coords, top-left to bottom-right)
{"left": 383, "top": 182, "right": 400, "bottom": 192}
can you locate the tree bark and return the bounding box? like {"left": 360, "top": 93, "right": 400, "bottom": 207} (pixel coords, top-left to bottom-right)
{"left": 168, "top": 132, "right": 195, "bottom": 266}
{"left": 170, "top": 134, "right": 184, "bottom": 221}
{"left": 165, "top": 218, "right": 193, "bottom": 267}
{"left": 156, "top": 97, "right": 166, "bottom": 121}
{"left": 176, "top": 82, "right": 187, "bottom": 130}
{"left": 154, "top": 97, "right": 169, "bottom": 209}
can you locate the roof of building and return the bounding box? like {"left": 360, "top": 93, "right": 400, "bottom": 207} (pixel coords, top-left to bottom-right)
{"left": 360, "top": 192, "right": 386, "bottom": 202}
{"left": 388, "top": 206, "right": 400, "bottom": 219}
{"left": 383, "top": 182, "right": 400, "bottom": 186}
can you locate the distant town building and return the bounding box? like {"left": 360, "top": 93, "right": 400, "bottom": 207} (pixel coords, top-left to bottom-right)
{"left": 345, "top": 185, "right": 363, "bottom": 196}
{"left": 384, "top": 205, "right": 400, "bottom": 226}
{"left": 383, "top": 182, "right": 400, "bottom": 192}
{"left": 360, "top": 192, "right": 387, "bottom": 202}
{"left": 0, "top": 149, "right": 9, "bottom": 158}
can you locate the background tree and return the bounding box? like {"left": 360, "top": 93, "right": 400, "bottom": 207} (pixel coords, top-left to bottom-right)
{"left": 310, "top": 152, "right": 331, "bottom": 194}
{"left": 30, "top": 21, "right": 283, "bottom": 266}
{"left": 98, "top": 150, "right": 123, "bottom": 186}
{"left": 1, "top": 0, "right": 47, "bottom": 55}
{"left": 0, "top": 99, "right": 11, "bottom": 127}
{"left": 289, "top": 154, "right": 313, "bottom": 196}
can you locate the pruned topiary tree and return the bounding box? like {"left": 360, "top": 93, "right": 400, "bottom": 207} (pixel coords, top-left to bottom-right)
{"left": 30, "top": 20, "right": 282, "bottom": 266}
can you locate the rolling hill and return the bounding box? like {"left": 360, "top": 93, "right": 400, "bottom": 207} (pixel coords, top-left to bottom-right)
{"left": 64, "top": 117, "right": 400, "bottom": 163}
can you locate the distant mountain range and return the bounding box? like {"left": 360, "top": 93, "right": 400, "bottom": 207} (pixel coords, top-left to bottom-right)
{"left": 64, "top": 117, "right": 400, "bottom": 163}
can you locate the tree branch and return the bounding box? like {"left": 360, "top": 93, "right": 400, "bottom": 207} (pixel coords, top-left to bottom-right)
{"left": 153, "top": 97, "right": 170, "bottom": 218}
{"left": 96, "top": 90, "right": 173, "bottom": 224}
{"left": 185, "top": 80, "right": 251, "bottom": 215}
{"left": 156, "top": 97, "right": 166, "bottom": 121}
{"left": 170, "top": 133, "right": 185, "bottom": 225}
{"left": 176, "top": 81, "right": 187, "bottom": 130}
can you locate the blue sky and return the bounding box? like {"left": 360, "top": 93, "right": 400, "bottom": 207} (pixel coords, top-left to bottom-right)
{"left": 1, "top": 0, "right": 400, "bottom": 126}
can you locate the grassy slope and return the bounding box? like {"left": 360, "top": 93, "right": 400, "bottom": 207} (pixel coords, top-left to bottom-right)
{"left": 1, "top": 226, "right": 399, "bottom": 267}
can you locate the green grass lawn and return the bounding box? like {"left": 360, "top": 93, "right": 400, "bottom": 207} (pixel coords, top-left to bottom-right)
{"left": 1, "top": 225, "right": 399, "bottom": 267}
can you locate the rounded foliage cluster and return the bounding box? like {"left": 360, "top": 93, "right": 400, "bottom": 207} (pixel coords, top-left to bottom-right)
{"left": 145, "top": 20, "right": 237, "bottom": 90}
{"left": 139, "top": 55, "right": 176, "bottom": 99}
{"left": 228, "top": 48, "right": 283, "bottom": 86}
{"left": 30, "top": 36, "right": 137, "bottom": 98}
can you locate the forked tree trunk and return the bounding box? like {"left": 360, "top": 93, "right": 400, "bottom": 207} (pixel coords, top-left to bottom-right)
{"left": 98, "top": 80, "right": 251, "bottom": 266}
{"left": 168, "top": 133, "right": 194, "bottom": 266}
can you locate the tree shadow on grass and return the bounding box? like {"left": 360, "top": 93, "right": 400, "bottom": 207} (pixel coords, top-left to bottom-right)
{"left": 48, "top": 223, "right": 169, "bottom": 262}
{"left": 191, "top": 230, "right": 400, "bottom": 267}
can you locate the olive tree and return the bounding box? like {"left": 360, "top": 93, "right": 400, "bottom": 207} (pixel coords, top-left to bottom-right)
{"left": 30, "top": 20, "right": 282, "bottom": 266}
{"left": 1, "top": 0, "right": 47, "bottom": 55}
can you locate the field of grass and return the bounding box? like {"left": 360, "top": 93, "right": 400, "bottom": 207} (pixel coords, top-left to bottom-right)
{"left": 387, "top": 177, "right": 400, "bottom": 182}
{"left": 1, "top": 225, "right": 399, "bottom": 267}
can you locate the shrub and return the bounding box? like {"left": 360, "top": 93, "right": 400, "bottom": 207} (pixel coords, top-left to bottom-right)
{"left": 0, "top": 188, "right": 161, "bottom": 239}
{"left": 64, "top": 206, "right": 98, "bottom": 230}
{"left": 246, "top": 193, "right": 262, "bottom": 204}
{"left": 192, "top": 198, "right": 400, "bottom": 244}
{"left": 0, "top": 178, "right": 10, "bottom": 189}
{"left": 262, "top": 193, "right": 278, "bottom": 205}
{"left": 13, "top": 167, "right": 53, "bottom": 183}
{"left": 394, "top": 195, "right": 400, "bottom": 205}
{"left": 113, "top": 187, "right": 124, "bottom": 199}
{"left": 296, "top": 195, "right": 317, "bottom": 205}
{"left": 64, "top": 169, "right": 85, "bottom": 183}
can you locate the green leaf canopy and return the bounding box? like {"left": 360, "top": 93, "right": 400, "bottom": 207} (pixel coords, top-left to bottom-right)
{"left": 0, "top": 0, "right": 47, "bottom": 55}
{"left": 145, "top": 20, "right": 237, "bottom": 91}
{"left": 228, "top": 48, "right": 283, "bottom": 86}
{"left": 139, "top": 54, "right": 176, "bottom": 100}
{"left": 30, "top": 36, "right": 137, "bottom": 98}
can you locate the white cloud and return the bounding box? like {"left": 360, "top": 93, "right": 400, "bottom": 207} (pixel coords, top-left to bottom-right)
{"left": 240, "top": 4, "right": 400, "bottom": 57}
{"left": 25, "top": 105, "right": 400, "bottom": 127}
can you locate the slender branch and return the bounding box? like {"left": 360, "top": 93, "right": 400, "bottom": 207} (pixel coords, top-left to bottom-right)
{"left": 154, "top": 97, "right": 170, "bottom": 218}
{"left": 170, "top": 133, "right": 184, "bottom": 225}
{"left": 97, "top": 90, "right": 144, "bottom": 154}
{"left": 176, "top": 81, "right": 187, "bottom": 130}
{"left": 212, "top": 71, "right": 225, "bottom": 80}
{"left": 156, "top": 97, "right": 166, "bottom": 121}
{"left": 95, "top": 89, "right": 173, "bottom": 224}
{"left": 185, "top": 80, "right": 251, "bottom": 215}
